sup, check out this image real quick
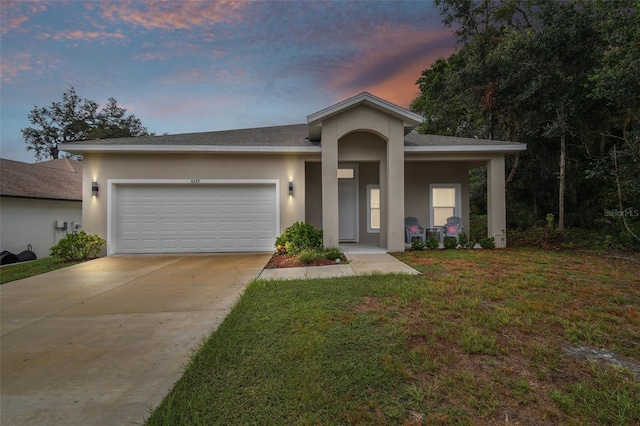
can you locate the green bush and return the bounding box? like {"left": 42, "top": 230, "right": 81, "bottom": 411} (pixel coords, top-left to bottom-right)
{"left": 298, "top": 249, "right": 321, "bottom": 264}
{"left": 479, "top": 236, "right": 496, "bottom": 249}
{"left": 411, "top": 239, "right": 425, "bottom": 251}
{"left": 322, "top": 247, "right": 343, "bottom": 261}
{"left": 458, "top": 232, "right": 475, "bottom": 249}
{"left": 425, "top": 237, "right": 440, "bottom": 249}
{"left": 443, "top": 236, "right": 458, "bottom": 249}
{"left": 50, "top": 231, "right": 106, "bottom": 261}
{"left": 275, "top": 222, "right": 323, "bottom": 254}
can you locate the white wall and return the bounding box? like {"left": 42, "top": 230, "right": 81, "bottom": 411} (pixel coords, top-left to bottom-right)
{"left": 0, "top": 197, "right": 82, "bottom": 258}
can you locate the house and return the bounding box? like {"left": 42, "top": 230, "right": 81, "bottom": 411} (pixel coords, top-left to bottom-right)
{"left": 0, "top": 158, "right": 83, "bottom": 257}
{"left": 61, "top": 92, "right": 526, "bottom": 255}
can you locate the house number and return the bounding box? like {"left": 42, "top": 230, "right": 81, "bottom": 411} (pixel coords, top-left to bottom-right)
{"left": 190, "top": 179, "right": 200, "bottom": 184}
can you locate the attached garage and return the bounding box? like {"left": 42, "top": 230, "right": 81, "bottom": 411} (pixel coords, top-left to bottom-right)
{"left": 110, "top": 181, "right": 278, "bottom": 254}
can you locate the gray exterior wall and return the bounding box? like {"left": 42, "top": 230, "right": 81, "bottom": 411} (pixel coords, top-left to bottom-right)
{"left": 0, "top": 197, "right": 82, "bottom": 258}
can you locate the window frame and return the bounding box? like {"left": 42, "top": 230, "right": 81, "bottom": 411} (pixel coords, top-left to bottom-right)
{"left": 429, "top": 183, "right": 462, "bottom": 228}
{"left": 366, "top": 184, "right": 381, "bottom": 233}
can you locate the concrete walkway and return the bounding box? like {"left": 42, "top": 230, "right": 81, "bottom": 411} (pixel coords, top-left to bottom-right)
{"left": 0, "top": 254, "right": 271, "bottom": 426}
{"left": 258, "top": 251, "right": 420, "bottom": 280}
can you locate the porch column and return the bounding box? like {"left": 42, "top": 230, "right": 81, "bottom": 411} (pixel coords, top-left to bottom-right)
{"left": 386, "top": 122, "right": 405, "bottom": 252}
{"left": 321, "top": 119, "right": 340, "bottom": 248}
{"left": 487, "top": 155, "right": 507, "bottom": 248}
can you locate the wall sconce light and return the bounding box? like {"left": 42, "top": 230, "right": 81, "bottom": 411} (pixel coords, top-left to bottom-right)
{"left": 288, "top": 181, "right": 294, "bottom": 196}
{"left": 92, "top": 181, "right": 99, "bottom": 197}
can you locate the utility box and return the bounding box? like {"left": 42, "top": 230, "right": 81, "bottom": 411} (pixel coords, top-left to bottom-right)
{"left": 55, "top": 220, "right": 67, "bottom": 230}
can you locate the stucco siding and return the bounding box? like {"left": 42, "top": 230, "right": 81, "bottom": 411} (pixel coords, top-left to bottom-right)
{"left": 404, "top": 162, "right": 473, "bottom": 234}
{"left": 0, "top": 197, "right": 82, "bottom": 257}
{"left": 83, "top": 153, "right": 314, "bottom": 246}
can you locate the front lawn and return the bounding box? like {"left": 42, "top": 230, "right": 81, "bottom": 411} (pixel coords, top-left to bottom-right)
{"left": 146, "top": 248, "right": 640, "bottom": 425}
{"left": 0, "top": 257, "right": 81, "bottom": 284}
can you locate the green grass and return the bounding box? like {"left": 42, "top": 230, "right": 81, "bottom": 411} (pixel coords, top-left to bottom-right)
{"left": 0, "top": 257, "right": 81, "bottom": 284}
{"left": 146, "top": 248, "right": 640, "bottom": 425}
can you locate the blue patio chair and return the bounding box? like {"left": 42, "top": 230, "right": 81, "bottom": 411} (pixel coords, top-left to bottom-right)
{"left": 405, "top": 217, "right": 427, "bottom": 244}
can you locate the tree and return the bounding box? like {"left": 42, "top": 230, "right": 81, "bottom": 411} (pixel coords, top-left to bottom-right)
{"left": 413, "top": 0, "right": 639, "bottom": 240}
{"left": 22, "top": 87, "right": 150, "bottom": 161}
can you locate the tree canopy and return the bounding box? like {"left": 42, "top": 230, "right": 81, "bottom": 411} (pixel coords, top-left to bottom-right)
{"left": 412, "top": 0, "right": 639, "bottom": 243}
{"left": 21, "top": 87, "right": 150, "bottom": 160}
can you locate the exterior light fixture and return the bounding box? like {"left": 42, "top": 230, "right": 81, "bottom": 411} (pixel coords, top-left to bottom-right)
{"left": 288, "top": 181, "right": 293, "bottom": 196}
{"left": 92, "top": 181, "right": 99, "bottom": 197}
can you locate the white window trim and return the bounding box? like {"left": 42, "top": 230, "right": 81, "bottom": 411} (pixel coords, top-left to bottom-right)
{"left": 429, "top": 183, "right": 462, "bottom": 228}
{"left": 366, "top": 184, "right": 381, "bottom": 233}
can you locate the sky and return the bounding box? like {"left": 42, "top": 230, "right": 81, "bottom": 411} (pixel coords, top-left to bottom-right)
{"left": 1, "top": 0, "right": 456, "bottom": 164}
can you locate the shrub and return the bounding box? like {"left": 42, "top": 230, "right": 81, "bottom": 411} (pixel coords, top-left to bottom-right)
{"left": 479, "top": 236, "right": 496, "bottom": 249}
{"left": 298, "top": 249, "right": 321, "bottom": 264}
{"left": 50, "top": 231, "right": 106, "bottom": 261}
{"left": 458, "top": 232, "right": 475, "bottom": 249}
{"left": 275, "top": 222, "right": 323, "bottom": 254}
{"left": 411, "top": 239, "right": 425, "bottom": 251}
{"left": 322, "top": 247, "right": 344, "bottom": 261}
{"left": 443, "top": 236, "right": 458, "bottom": 249}
{"left": 425, "top": 237, "right": 440, "bottom": 249}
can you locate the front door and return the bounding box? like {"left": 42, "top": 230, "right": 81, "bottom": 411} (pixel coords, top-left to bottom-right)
{"left": 338, "top": 164, "right": 358, "bottom": 242}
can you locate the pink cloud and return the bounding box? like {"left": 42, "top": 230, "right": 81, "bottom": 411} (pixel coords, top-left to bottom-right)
{"left": 98, "top": 0, "right": 246, "bottom": 31}
{"left": 0, "top": 52, "right": 33, "bottom": 83}
{"left": 38, "top": 29, "right": 125, "bottom": 42}
{"left": 0, "top": 0, "right": 47, "bottom": 34}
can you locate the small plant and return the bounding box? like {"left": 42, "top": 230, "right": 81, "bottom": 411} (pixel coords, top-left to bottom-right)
{"left": 425, "top": 237, "right": 440, "bottom": 249}
{"left": 479, "top": 236, "right": 496, "bottom": 249}
{"left": 322, "top": 247, "right": 343, "bottom": 261}
{"left": 443, "top": 236, "right": 458, "bottom": 249}
{"left": 50, "top": 231, "right": 106, "bottom": 261}
{"left": 298, "top": 249, "right": 321, "bottom": 264}
{"left": 275, "top": 222, "right": 323, "bottom": 255}
{"left": 546, "top": 213, "right": 555, "bottom": 228}
{"left": 458, "top": 232, "right": 475, "bottom": 249}
{"left": 411, "top": 239, "right": 425, "bottom": 251}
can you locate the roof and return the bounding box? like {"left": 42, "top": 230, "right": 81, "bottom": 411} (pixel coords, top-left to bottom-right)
{"left": 405, "top": 133, "right": 526, "bottom": 153}
{"left": 61, "top": 124, "right": 526, "bottom": 155}
{"left": 0, "top": 158, "right": 83, "bottom": 201}
{"left": 62, "top": 124, "right": 320, "bottom": 154}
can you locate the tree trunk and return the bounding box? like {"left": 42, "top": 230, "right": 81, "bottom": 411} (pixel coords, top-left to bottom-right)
{"left": 558, "top": 132, "right": 566, "bottom": 230}
{"left": 49, "top": 145, "right": 60, "bottom": 160}
{"left": 613, "top": 145, "right": 640, "bottom": 243}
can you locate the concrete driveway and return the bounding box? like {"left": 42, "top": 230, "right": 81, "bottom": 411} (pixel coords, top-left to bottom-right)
{"left": 0, "top": 253, "right": 271, "bottom": 425}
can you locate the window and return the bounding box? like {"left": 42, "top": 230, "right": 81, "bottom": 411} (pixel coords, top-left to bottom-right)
{"left": 430, "top": 184, "right": 461, "bottom": 227}
{"left": 337, "top": 168, "right": 355, "bottom": 179}
{"left": 367, "top": 185, "right": 380, "bottom": 232}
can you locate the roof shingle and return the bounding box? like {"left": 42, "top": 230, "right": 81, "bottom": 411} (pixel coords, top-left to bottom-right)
{"left": 1, "top": 158, "right": 83, "bottom": 201}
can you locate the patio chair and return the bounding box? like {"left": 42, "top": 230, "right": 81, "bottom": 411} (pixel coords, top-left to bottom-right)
{"left": 405, "top": 217, "right": 427, "bottom": 244}
{"left": 441, "top": 216, "right": 463, "bottom": 243}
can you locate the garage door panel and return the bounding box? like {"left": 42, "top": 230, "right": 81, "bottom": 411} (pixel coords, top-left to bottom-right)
{"left": 115, "top": 184, "right": 277, "bottom": 253}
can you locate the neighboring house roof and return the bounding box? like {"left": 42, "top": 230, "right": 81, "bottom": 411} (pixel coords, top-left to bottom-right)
{"left": 60, "top": 92, "right": 526, "bottom": 155}
{"left": 0, "top": 158, "right": 83, "bottom": 201}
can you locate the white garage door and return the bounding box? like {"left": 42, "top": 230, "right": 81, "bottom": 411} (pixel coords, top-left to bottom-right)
{"left": 115, "top": 184, "right": 277, "bottom": 253}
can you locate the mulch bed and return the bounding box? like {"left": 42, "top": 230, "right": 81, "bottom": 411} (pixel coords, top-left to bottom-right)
{"left": 264, "top": 253, "right": 342, "bottom": 269}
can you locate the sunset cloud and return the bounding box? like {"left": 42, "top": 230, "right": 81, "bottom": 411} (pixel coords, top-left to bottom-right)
{"left": 98, "top": 0, "right": 246, "bottom": 31}
{"left": 0, "top": 0, "right": 47, "bottom": 34}
{"left": 0, "top": 52, "right": 32, "bottom": 83}
{"left": 38, "top": 29, "right": 126, "bottom": 42}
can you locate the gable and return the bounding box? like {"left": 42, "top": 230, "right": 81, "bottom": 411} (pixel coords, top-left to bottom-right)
{"left": 307, "top": 92, "right": 423, "bottom": 141}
